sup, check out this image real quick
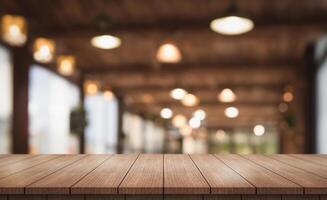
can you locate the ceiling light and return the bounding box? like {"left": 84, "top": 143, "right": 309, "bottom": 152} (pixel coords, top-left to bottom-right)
{"left": 160, "top": 108, "right": 173, "bottom": 119}
{"left": 1, "top": 15, "right": 27, "bottom": 46}
{"left": 170, "top": 88, "right": 187, "bottom": 100}
{"left": 57, "top": 55, "right": 75, "bottom": 76}
{"left": 172, "top": 114, "right": 187, "bottom": 128}
{"left": 224, "top": 106, "right": 239, "bottom": 118}
{"left": 210, "top": 16, "right": 254, "bottom": 35}
{"left": 218, "top": 88, "right": 236, "bottom": 102}
{"left": 91, "top": 35, "right": 121, "bottom": 49}
{"left": 181, "top": 93, "right": 199, "bottom": 107}
{"left": 283, "top": 92, "right": 294, "bottom": 102}
{"left": 156, "top": 43, "right": 182, "bottom": 63}
{"left": 33, "top": 38, "right": 55, "bottom": 63}
{"left": 254, "top": 124, "right": 265, "bottom": 136}
{"left": 189, "top": 117, "right": 201, "bottom": 129}
{"left": 84, "top": 81, "right": 99, "bottom": 96}
{"left": 193, "top": 109, "right": 206, "bottom": 120}
{"left": 103, "top": 90, "right": 115, "bottom": 101}
{"left": 210, "top": 3, "right": 254, "bottom": 35}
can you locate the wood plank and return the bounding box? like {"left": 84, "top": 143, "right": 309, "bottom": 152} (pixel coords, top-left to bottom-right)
{"left": 190, "top": 154, "right": 255, "bottom": 194}
{"left": 270, "top": 155, "right": 327, "bottom": 178}
{"left": 0, "top": 196, "right": 6, "bottom": 200}
{"left": 26, "top": 155, "right": 110, "bottom": 194}
{"left": 0, "top": 155, "right": 36, "bottom": 167}
{"left": 291, "top": 154, "right": 327, "bottom": 167}
{"left": 243, "top": 155, "right": 327, "bottom": 194}
{"left": 164, "top": 154, "right": 210, "bottom": 194}
{"left": 71, "top": 154, "right": 139, "bottom": 194}
{"left": 0, "top": 155, "right": 60, "bottom": 179}
{"left": 119, "top": 154, "right": 163, "bottom": 194}
{"left": 0, "top": 155, "right": 84, "bottom": 194}
{"left": 215, "top": 155, "right": 302, "bottom": 195}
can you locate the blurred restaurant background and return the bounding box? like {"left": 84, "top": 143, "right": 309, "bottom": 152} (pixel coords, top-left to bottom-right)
{"left": 0, "top": 0, "right": 327, "bottom": 154}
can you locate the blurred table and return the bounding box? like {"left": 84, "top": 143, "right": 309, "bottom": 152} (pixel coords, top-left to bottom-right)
{"left": 0, "top": 154, "right": 326, "bottom": 200}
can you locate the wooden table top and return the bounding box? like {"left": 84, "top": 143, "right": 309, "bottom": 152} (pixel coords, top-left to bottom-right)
{"left": 0, "top": 154, "right": 327, "bottom": 196}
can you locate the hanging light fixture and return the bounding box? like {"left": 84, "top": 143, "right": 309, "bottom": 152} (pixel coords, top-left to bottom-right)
{"left": 160, "top": 108, "right": 173, "bottom": 119}
{"left": 33, "top": 38, "right": 55, "bottom": 63}
{"left": 218, "top": 88, "right": 236, "bottom": 102}
{"left": 84, "top": 81, "right": 99, "bottom": 96}
{"left": 210, "top": 1, "right": 254, "bottom": 35}
{"left": 172, "top": 114, "right": 187, "bottom": 128}
{"left": 253, "top": 124, "right": 265, "bottom": 136}
{"left": 1, "top": 15, "right": 27, "bottom": 46}
{"left": 181, "top": 93, "right": 199, "bottom": 107}
{"left": 170, "top": 88, "right": 187, "bottom": 100}
{"left": 193, "top": 109, "right": 206, "bottom": 120}
{"left": 91, "top": 13, "right": 121, "bottom": 50}
{"left": 57, "top": 55, "right": 75, "bottom": 76}
{"left": 224, "top": 106, "right": 239, "bottom": 118}
{"left": 156, "top": 43, "right": 182, "bottom": 63}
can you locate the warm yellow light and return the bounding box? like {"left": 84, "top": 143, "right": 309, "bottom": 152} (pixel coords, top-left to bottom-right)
{"left": 84, "top": 81, "right": 99, "bottom": 95}
{"left": 189, "top": 117, "right": 201, "bottom": 129}
{"left": 33, "top": 38, "right": 55, "bottom": 63}
{"left": 181, "top": 93, "right": 199, "bottom": 107}
{"left": 170, "top": 88, "right": 187, "bottom": 100}
{"left": 180, "top": 125, "right": 192, "bottom": 137}
{"left": 224, "top": 106, "right": 239, "bottom": 118}
{"left": 193, "top": 109, "right": 206, "bottom": 120}
{"left": 57, "top": 55, "right": 75, "bottom": 76}
{"left": 160, "top": 108, "right": 173, "bottom": 119}
{"left": 218, "top": 88, "right": 236, "bottom": 102}
{"left": 1, "top": 15, "right": 27, "bottom": 46}
{"left": 172, "top": 114, "right": 187, "bottom": 128}
{"left": 283, "top": 92, "right": 294, "bottom": 102}
{"left": 103, "top": 90, "right": 115, "bottom": 101}
{"left": 210, "top": 16, "right": 254, "bottom": 35}
{"left": 91, "top": 35, "right": 121, "bottom": 49}
{"left": 156, "top": 43, "right": 182, "bottom": 63}
{"left": 254, "top": 124, "right": 265, "bottom": 136}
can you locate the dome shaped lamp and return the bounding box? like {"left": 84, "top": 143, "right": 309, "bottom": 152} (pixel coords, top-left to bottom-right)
{"left": 210, "top": 1, "right": 254, "bottom": 35}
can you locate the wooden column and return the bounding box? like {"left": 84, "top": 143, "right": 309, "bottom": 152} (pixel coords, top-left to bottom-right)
{"left": 78, "top": 73, "right": 85, "bottom": 154}
{"left": 116, "top": 96, "right": 125, "bottom": 153}
{"left": 11, "top": 46, "right": 32, "bottom": 153}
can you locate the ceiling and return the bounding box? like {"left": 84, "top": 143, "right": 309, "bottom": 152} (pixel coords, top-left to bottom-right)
{"left": 1, "top": 0, "right": 327, "bottom": 128}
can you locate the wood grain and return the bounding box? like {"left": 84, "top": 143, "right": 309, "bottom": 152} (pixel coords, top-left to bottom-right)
{"left": 203, "top": 195, "right": 241, "bottom": 200}
{"left": 0, "top": 155, "right": 60, "bottom": 179}
{"left": 0, "top": 155, "right": 32, "bottom": 167}
{"left": 26, "top": 155, "right": 109, "bottom": 194}
{"left": 164, "top": 154, "right": 210, "bottom": 194}
{"left": 119, "top": 154, "right": 163, "bottom": 194}
{"left": 243, "top": 155, "right": 327, "bottom": 194}
{"left": 282, "top": 195, "right": 319, "bottom": 200}
{"left": 0, "top": 155, "right": 84, "bottom": 194}
{"left": 215, "top": 155, "right": 302, "bottom": 195}
{"left": 291, "top": 154, "right": 327, "bottom": 167}
{"left": 71, "top": 154, "right": 139, "bottom": 194}
{"left": 270, "top": 155, "right": 327, "bottom": 178}
{"left": 191, "top": 154, "right": 255, "bottom": 194}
